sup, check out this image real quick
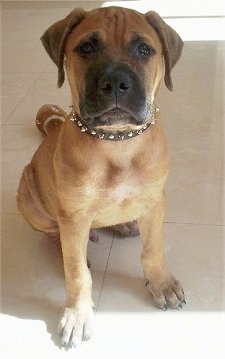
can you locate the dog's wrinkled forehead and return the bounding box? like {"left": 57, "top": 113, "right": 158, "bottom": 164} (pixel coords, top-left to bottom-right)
{"left": 69, "top": 29, "right": 158, "bottom": 62}
{"left": 67, "top": 8, "right": 160, "bottom": 54}
{"left": 41, "top": 6, "right": 183, "bottom": 89}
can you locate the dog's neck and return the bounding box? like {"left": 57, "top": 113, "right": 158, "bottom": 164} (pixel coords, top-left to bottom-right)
{"left": 69, "top": 106, "right": 159, "bottom": 141}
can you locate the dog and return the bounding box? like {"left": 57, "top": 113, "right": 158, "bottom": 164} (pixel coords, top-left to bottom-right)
{"left": 17, "top": 6, "right": 185, "bottom": 348}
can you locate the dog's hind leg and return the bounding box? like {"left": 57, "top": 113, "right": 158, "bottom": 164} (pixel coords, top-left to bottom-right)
{"left": 17, "top": 164, "right": 59, "bottom": 236}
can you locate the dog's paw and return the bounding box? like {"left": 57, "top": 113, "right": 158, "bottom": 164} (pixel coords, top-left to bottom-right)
{"left": 146, "top": 273, "right": 186, "bottom": 310}
{"left": 89, "top": 229, "right": 99, "bottom": 243}
{"left": 58, "top": 306, "right": 93, "bottom": 348}
{"left": 111, "top": 220, "right": 140, "bottom": 237}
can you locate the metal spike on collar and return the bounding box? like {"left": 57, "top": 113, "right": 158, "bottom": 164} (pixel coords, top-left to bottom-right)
{"left": 137, "top": 129, "right": 143, "bottom": 135}
{"left": 99, "top": 133, "right": 105, "bottom": 139}
{"left": 118, "top": 133, "right": 125, "bottom": 140}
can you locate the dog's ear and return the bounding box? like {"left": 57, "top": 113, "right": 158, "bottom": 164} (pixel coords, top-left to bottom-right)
{"left": 41, "top": 8, "right": 86, "bottom": 88}
{"left": 145, "top": 11, "right": 183, "bottom": 91}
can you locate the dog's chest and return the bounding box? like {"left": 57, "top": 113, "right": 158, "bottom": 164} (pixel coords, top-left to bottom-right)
{"left": 83, "top": 165, "right": 167, "bottom": 228}
{"left": 91, "top": 181, "right": 149, "bottom": 227}
{"left": 110, "top": 183, "right": 140, "bottom": 204}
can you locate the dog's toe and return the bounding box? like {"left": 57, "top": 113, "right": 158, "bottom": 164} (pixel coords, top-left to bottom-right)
{"left": 111, "top": 221, "right": 140, "bottom": 237}
{"left": 89, "top": 229, "right": 99, "bottom": 243}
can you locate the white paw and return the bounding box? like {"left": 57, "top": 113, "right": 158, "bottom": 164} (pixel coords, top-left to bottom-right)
{"left": 58, "top": 305, "right": 94, "bottom": 348}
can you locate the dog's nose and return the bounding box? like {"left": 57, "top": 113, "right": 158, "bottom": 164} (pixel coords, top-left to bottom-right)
{"left": 82, "top": 61, "right": 146, "bottom": 122}
{"left": 98, "top": 68, "right": 131, "bottom": 99}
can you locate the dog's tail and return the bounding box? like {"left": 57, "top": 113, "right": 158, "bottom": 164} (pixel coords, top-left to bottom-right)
{"left": 35, "top": 104, "right": 67, "bottom": 136}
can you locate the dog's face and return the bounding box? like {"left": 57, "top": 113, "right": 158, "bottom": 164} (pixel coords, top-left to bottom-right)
{"left": 41, "top": 7, "right": 183, "bottom": 130}
{"left": 65, "top": 9, "right": 164, "bottom": 129}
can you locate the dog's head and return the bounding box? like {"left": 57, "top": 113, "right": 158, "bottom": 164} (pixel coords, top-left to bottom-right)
{"left": 41, "top": 7, "right": 183, "bottom": 130}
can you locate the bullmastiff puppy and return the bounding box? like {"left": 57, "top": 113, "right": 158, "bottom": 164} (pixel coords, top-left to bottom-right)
{"left": 17, "top": 6, "right": 185, "bottom": 347}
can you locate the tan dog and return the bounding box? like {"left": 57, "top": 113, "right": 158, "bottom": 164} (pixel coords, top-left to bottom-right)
{"left": 17, "top": 6, "right": 185, "bottom": 347}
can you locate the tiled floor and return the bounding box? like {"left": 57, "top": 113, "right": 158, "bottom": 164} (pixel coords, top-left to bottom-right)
{"left": 1, "top": 2, "right": 224, "bottom": 359}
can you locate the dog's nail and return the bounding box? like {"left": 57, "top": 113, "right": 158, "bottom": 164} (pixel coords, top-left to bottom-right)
{"left": 162, "top": 304, "right": 167, "bottom": 311}
{"left": 83, "top": 334, "right": 91, "bottom": 341}
{"left": 176, "top": 303, "right": 183, "bottom": 310}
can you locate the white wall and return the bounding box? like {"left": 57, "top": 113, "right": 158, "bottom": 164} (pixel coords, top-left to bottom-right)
{"left": 2, "top": 0, "right": 225, "bottom": 40}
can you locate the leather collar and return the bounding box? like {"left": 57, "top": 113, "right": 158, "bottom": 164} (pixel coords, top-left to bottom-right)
{"left": 69, "top": 106, "right": 159, "bottom": 141}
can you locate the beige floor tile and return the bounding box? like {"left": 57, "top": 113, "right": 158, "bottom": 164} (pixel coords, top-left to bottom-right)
{"left": 1, "top": 73, "right": 42, "bottom": 125}
{"left": 7, "top": 73, "right": 71, "bottom": 125}
{"left": 2, "top": 38, "right": 50, "bottom": 74}
{"left": 97, "top": 223, "right": 223, "bottom": 312}
{"left": 1, "top": 7, "right": 59, "bottom": 73}
{"left": 166, "top": 180, "right": 223, "bottom": 225}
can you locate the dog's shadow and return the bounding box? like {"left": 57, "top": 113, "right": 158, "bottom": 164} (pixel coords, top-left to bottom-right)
{"left": 3, "top": 295, "right": 62, "bottom": 347}
{"left": 2, "top": 226, "right": 153, "bottom": 348}
{"left": 2, "top": 229, "right": 64, "bottom": 347}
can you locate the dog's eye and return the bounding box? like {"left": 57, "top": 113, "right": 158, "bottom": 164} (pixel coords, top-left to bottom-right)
{"left": 136, "top": 43, "right": 155, "bottom": 58}
{"left": 78, "top": 42, "right": 95, "bottom": 56}
{"left": 75, "top": 34, "right": 104, "bottom": 59}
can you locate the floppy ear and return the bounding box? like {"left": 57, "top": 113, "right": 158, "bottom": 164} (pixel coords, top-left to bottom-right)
{"left": 145, "top": 11, "right": 183, "bottom": 91}
{"left": 41, "top": 8, "right": 86, "bottom": 88}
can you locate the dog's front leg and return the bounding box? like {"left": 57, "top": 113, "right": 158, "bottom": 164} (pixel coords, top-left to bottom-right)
{"left": 138, "top": 192, "right": 185, "bottom": 310}
{"left": 57, "top": 213, "right": 94, "bottom": 347}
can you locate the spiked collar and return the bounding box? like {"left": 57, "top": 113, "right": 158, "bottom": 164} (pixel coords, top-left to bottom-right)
{"left": 69, "top": 106, "right": 159, "bottom": 141}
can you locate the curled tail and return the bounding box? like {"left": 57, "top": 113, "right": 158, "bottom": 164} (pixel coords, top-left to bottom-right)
{"left": 35, "top": 104, "right": 67, "bottom": 135}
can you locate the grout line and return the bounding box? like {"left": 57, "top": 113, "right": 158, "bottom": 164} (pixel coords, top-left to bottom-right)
{"left": 163, "top": 15, "right": 225, "bottom": 19}
{"left": 95, "top": 234, "right": 115, "bottom": 313}
{"left": 2, "top": 123, "right": 37, "bottom": 127}
{"left": 1, "top": 212, "right": 224, "bottom": 227}
{"left": 2, "top": 211, "right": 224, "bottom": 230}
{"left": 2, "top": 64, "right": 51, "bottom": 127}
{"left": 164, "top": 221, "right": 224, "bottom": 227}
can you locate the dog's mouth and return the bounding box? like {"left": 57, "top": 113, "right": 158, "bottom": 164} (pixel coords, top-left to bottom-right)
{"left": 84, "top": 107, "right": 143, "bottom": 130}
